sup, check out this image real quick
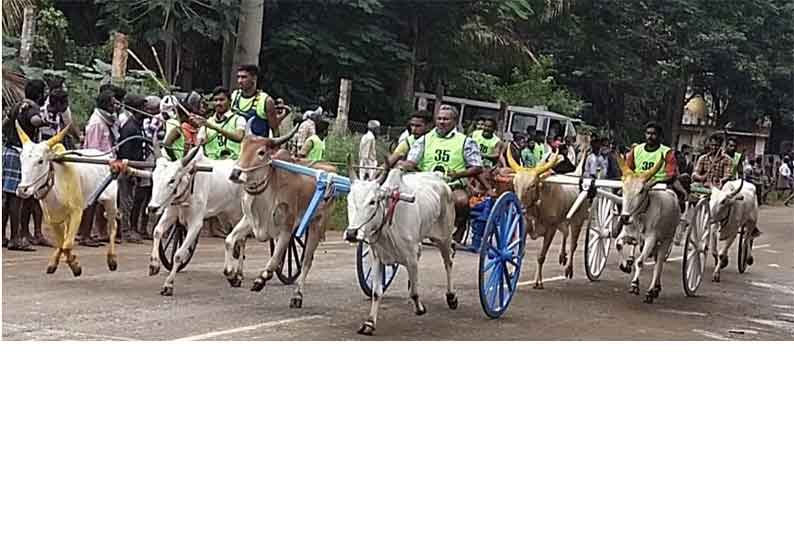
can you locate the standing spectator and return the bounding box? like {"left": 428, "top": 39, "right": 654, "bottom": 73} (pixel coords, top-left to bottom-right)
{"left": 584, "top": 137, "right": 608, "bottom": 179}
{"left": 78, "top": 89, "right": 118, "bottom": 247}
{"left": 16, "top": 79, "right": 53, "bottom": 248}
{"left": 532, "top": 131, "right": 545, "bottom": 165}
{"left": 359, "top": 119, "right": 380, "bottom": 180}
{"left": 296, "top": 107, "right": 322, "bottom": 151}
{"left": 299, "top": 120, "right": 329, "bottom": 162}
{"left": 780, "top": 156, "right": 793, "bottom": 206}
{"left": 2, "top": 112, "right": 34, "bottom": 251}
{"left": 40, "top": 78, "right": 81, "bottom": 148}
{"left": 116, "top": 94, "right": 147, "bottom": 243}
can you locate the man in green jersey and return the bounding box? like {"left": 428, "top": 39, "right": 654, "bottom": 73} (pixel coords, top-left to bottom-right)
{"left": 230, "top": 64, "right": 283, "bottom": 137}
{"left": 299, "top": 120, "right": 329, "bottom": 162}
{"left": 192, "top": 87, "right": 246, "bottom": 160}
{"left": 625, "top": 122, "right": 686, "bottom": 211}
{"left": 471, "top": 118, "right": 504, "bottom": 169}
{"left": 402, "top": 104, "right": 483, "bottom": 242}
{"left": 726, "top": 137, "right": 744, "bottom": 179}
{"left": 386, "top": 109, "right": 433, "bottom": 168}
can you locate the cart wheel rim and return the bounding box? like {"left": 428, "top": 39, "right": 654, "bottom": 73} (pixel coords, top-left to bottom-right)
{"left": 738, "top": 228, "right": 747, "bottom": 273}
{"left": 585, "top": 195, "right": 614, "bottom": 280}
{"left": 478, "top": 193, "right": 525, "bottom": 319}
{"left": 271, "top": 230, "right": 307, "bottom": 284}
{"left": 683, "top": 200, "right": 709, "bottom": 296}
{"left": 356, "top": 240, "right": 398, "bottom": 298}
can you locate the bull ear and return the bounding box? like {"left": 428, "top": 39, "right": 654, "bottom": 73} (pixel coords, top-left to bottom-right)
{"left": 728, "top": 177, "right": 744, "bottom": 199}
{"left": 347, "top": 153, "right": 359, "bottom": 182}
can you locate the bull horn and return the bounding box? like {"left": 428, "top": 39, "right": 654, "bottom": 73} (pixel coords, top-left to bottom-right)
{"left": 181, "top": 145, "right": 201, "bottom": 166}
{"left": 506, "top": 143, "right": 527, "bottom": 173}
{"left": 346, "top": 153, "right": 359, "bottom": 182}
{"left": 152, "top": 132, "right": 163, "bottom": 160}
{"left": 46, "top": 123, "right": 71, "bottom": 148}
{"left": 728, "top": 177, "right": 745, "bottom": 199}
{"left": 536, "top": 152, "right": 560, "bottom": 176}
{"left": 615, "top": 151, "right": 633, "bottom": 179}
{"left": 641, "top": 156, "right": 666, "bottom": 184}
{"left": 269, "top": 123, "right": 301, "bottom": 147}
{"left": 15, "top": 121, "right": 31, "bottom": 146}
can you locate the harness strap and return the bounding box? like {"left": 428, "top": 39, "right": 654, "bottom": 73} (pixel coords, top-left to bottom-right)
{"left": 385, "top": 190, "right": 401, "bottom": 226}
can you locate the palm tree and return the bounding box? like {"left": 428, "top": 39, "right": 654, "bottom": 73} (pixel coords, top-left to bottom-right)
{"left": 2, "top": 0, "right": 32, "bottom": 33}
{"left": 2, "top": 0, "right": 33, "bottom": 110}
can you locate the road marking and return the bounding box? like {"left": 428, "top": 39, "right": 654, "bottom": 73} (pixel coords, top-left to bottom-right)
{"left": 174, "top": 315, "right": 326, "bottom": 341}
{"left": 660, "top": 309, "right": 707, "bottom": 317}
{"left": 692, "top": 329, "right": 731, "bottom": 341}
{"left": 769, "top": 264, "right": 781, "bottom": 268}
{"left": 2, "top": 322, "right": 134, "bottom": 341}
{"left": 728, "top": 329, "right": 759, "bottom": 336}
{"left": 763, "top": 249, "right": 780, "bottom": 254}
{"left": 748, "top": 318, "right": 794, "bottom": 334}
{"left": 518, "top": 275, "right": 567, "bottom": 287}
{"left": 750, "top": 281, "right": 794, "bottom": 295}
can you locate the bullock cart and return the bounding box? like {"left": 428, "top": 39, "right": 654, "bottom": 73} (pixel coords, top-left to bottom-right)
{"left": 50, "top": 153, "right": 213, "bottom": 273}
{"left": 545, "top": 175, "right": 712, "bottom": 297}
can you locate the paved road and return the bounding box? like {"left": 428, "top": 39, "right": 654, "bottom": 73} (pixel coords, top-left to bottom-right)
{"left": 2, "top": 205, "right": 792, "bottom": 341}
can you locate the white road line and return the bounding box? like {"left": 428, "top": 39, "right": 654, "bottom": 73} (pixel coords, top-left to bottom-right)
{"left": 518, "top": 275, "right": 567, "bottom": 287}
{"left": 174, "top": 315, "right": 326, "bottom": 341}
{"left": 754, "top": 244, "right": 771, "bottom": 249}
{"left": 660, "top": 309, "right": 708, "bottom": 317}
{"left": 2, "top": 323, "right": 134, "bottom": 341}
{"left": 692, "top": 329, "right": 731, "bottom": 341}
{"left": 769, "top": 264, "right": 781, "bottom": 268}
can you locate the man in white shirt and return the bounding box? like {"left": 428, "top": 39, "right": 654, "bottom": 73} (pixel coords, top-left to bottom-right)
{"left": 780, "top": 156, "right": 793, "bottom": 206}
{"left": 359, "top": 119, "right": 380, "bottom": 180}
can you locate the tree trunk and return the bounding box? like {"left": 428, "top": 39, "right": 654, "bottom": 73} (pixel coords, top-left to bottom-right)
{"left": 20, "top": 6, "right": 36, "bottom": 67}
{"left": 665, "top": 82, "right": 686, "bottom": 149}
{"left": 232, "top": 0, "right": 265, "bottom": 81}
{"left": 397, "top": 12, "right": 419, "bottom": 109}
{"left": 163, "top": 16, "right": 175, "bottom": 85}
{"left": 222, "top": 33, "right": 236, "bottom": 88}
{"left": 111, "top": 32, "right": 128, "bottom": 87}
{"left": 434, "top": 79, "right": 445, "bottom": 118}
{"left": 334, "top": 78, "right": 352, "bottom": 135}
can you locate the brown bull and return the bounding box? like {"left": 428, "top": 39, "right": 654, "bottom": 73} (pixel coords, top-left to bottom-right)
{"left": 507, "top": 147, "right": 590, "bottom": 289}
{"left": 223, "top": 124, "right": 334, "bottom": 308}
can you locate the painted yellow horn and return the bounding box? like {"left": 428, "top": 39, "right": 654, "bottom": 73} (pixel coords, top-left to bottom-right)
{"left": 506, "top": 143, "right": 528, "bottom": 173}
{"left": 15, "top": 121, "right": 31, "bottom": 146}
{"left": 47, "top": 123, "right": 71, "bottom": 149}
{"left": 615, "top": 151, "right": 633, "bottom": 179}
{"left": 536, "top": 152, "right": 560, "bottom": 176}
{"left": 641, "top": 155, "right": 666, "bottom": 184}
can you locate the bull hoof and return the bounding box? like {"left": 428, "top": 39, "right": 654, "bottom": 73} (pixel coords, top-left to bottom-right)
{"left": 149, "top": 264, "right": 160, "bottom": 276}
{"left": 251, "top": 277, "right": 267, "bottom": 292}
{"left": 228, "top": 276, "right": 242, "bottom": 288}
{"left": 747, "top": 255, "right": 754, "bottom": 266}
{"left": 651, "top": 286, "right": 662, "bottom": 299}
{"left": 290, "top": 296, "right": 303, "bottom": 309}
{"left": 643, "top": 293, "right": 655, "bottom": 304}
{"left": 415, "top": 304, "right": 427, "bottom": 316}
{"left": 446, "top": 292, "right": 459, "bottom": 310}
{"left": 565, "top": 266, "right": 573, "bottom": 279}
{"left": 107, "top": 258, "right": 118, "bottom": 272}
{"left": 160, "top": 286, "right": 173, "bottom": 296}
{"left": 69, "top": 264, "right": 82, "bottom": 277}
{"left": 46, "top": 265, "right": 57, "bottom": 274}
{"left": 719, "top": 255, "right": 729, "bottom": 270}
{"left": 532, "top": 283, "right": 544, "bottom": 290}
{"left": 357, "top": 320, "right": 375, "bottom": 336}
{"left": 620, "top": 260, "right": 634, "bottom": 274}
{"left": 712, "top": 275, "right": 720, "bottom": 283}
{"left": 559, "top": 253, "right": 568, "bottom": 266}
{"left": 629, "top": 282, "right": 640, "bottom": 295}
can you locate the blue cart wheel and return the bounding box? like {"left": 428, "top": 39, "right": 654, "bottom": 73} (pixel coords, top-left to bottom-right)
{"left": 356, "top": 241, "right": 399, "bottom": 298}
{"left": 478, "top": 192, "right": 526, "bottom": 319}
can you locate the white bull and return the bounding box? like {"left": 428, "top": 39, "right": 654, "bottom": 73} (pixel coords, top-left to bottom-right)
{"left": 15, "top": 123, "right": 118, "bottom": 276}
{"left": 709, "top": 178, "right": 759, "bottom": 282}
{"left": 146, "top": 141, "right": 242, "bottom": 296}
{"left": 616, "top": 154, "right": 680, "bottom": 303}
{"left": 344, "top": 163, "right": 458, "bottom": 336}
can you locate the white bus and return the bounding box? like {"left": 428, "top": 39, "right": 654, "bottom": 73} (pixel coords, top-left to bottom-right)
{"left": 413, "top": 91, "right": 580, "bottom": 142}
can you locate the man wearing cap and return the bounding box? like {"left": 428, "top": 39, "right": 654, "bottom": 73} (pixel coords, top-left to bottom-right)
{"left": 359, "top": 119, "right": 380, "bottom": 180}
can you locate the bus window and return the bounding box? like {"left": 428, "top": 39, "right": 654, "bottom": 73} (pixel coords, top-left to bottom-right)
{"left": 548, "top": 120, "right": 563, "bottom": 139}
{"left": 461, "top": 105, "right": 500, "bottom": 133}
{"left": 510, "top": 113, "right": 538, "bottom": 137}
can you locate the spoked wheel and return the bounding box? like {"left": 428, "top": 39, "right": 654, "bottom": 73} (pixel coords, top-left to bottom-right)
{"left": 356, "top": 241, "right": 399, "bottom": 298}
{"left": 478, "top": 192, "right": 526, "bottom": 319}
{"left": 269, "top": 230, "right": 307, "bottom": 285}
{"left": 584, "top": 195, "right": 617, "bottom": 281}
{"left": 737, "top": 227, "right": 751, "bottom": 274}
{"left": 682, "top": 198, "right": 711, "bottom": 297}
{"left": 158, "top": 222, "right": 199, "bottom": 272}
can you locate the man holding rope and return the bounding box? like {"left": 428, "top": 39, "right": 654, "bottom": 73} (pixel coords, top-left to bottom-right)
{"left": 230, "top": 64, "right": 283, "bottom": 137}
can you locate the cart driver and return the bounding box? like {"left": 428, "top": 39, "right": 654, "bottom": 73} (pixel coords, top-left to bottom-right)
{"left": 399, "top": 104, "right": 484, "bottom": 243}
